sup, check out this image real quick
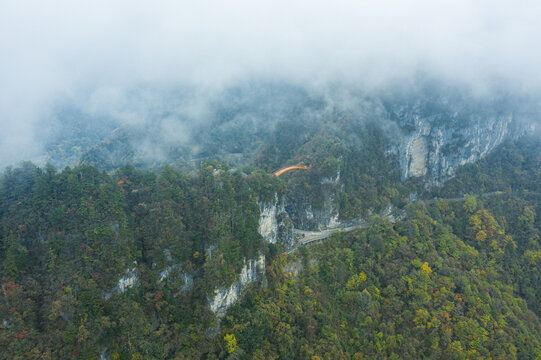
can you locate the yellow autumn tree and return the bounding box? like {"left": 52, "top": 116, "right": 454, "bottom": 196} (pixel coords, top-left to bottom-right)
{"left": 345, "top": 272, "right": 367, "bottom": 291}
{"left": 421, "top": 262, "right": 432, "bottom": 274}
{"left": 469, "top": 209, "right": 516, "bottom": 252}
{"left": 224, "top": 333, "right": 237, "bottom": 354}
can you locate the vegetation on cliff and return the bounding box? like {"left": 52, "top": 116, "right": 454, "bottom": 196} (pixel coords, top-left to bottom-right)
{"left": 0, "top": 136, "right": 539, "bottom": 359}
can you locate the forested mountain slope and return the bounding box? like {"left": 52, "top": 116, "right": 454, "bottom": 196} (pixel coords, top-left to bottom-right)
{"left": 43, "top": 83, "right": 536, "bottom": 183}
{"left": 0, "top": 133, "right": 539, "bottom": 359}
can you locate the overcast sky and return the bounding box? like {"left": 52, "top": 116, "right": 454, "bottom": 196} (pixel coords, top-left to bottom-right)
{"left": 1, "top": 0, "right": 540, "bottom": 166}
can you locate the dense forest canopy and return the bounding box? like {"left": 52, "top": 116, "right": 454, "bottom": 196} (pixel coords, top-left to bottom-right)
{"left": 2, "top": 2, "right": 541, "bottom": 359}
{"left": 0, "top": 133, "right": 539, "bottom": 359}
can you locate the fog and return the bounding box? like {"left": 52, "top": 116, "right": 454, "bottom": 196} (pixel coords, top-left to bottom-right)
{"left": 1, "top": 0, "right": 540, "bottom": 167}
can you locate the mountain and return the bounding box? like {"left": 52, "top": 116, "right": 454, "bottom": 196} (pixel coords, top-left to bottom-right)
{"left": 42, "top": 83, "right": 538, "bottom": 179}
{"left": 1, "top": 83, "right": 540, "bottom": 359}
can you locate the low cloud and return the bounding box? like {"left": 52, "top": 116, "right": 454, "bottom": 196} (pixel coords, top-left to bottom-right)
{"left": 1, "top": 0, "right": 540, "bottom": 167}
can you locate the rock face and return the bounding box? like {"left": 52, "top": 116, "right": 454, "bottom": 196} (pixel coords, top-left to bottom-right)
{"left": 257, "top": 177, "right": 341, "bottom": 246}
{"left": 285, "top": 171, "right": 342, "bottom": 232}
{"left": 158, "top": 264, "right": 194, "bottom": 294}
{"left": 208, "top": 254, "right": 265, "bottom": 317}
{"left": 391, "top": 96, "right": 534, "bottom": 185}
{"left": 115, "top": 267, "right": 138, "bottom": 293}
{"left": 285, "top": 194, "right": 339, "bottom": 232}
{"left": 256, "top": 172, "right": 345, "bottom": 254}
{"left": 406, "top": 136, "right": 428, "bottom": 178}
{"left": 258, "top": 194, "right": 295, "bottom": 247}
{"left": 397, "top": 114, "right": 516, "bottom": 184}
{"left": 99, "top": 348, "right": 108, "bottom": 360}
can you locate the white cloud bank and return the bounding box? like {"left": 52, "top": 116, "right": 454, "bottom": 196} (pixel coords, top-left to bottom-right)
{"left": 1, "top": 0, "right": 540, "bottom": 165}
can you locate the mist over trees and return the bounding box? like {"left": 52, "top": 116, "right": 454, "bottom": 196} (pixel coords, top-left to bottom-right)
{"left": 1, "top": 1, "right": 541, "bottom": 359}
{"left": 2, "top": 0, "right": 541, "bottom": 167}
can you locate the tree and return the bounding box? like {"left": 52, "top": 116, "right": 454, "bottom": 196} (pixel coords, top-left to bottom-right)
{"left": 463, "top": 194, "right": 477, "bottom": 214}
{"left": 224, "top": 333, "right": 237, "bottom": 354}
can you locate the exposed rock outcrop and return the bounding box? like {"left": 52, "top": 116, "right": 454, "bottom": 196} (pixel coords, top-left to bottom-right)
{"left": 208, "top": 254, "right": 265, "bottom": 317}
{"left": 285, "top": 171, "right": 341, "bottom": 232}
{"left": 114, "top": 267, "right": 138, "bottom": 293}
{"left": 391, "top": 96, "right": 535, "bottom": 185}
{"left": 158, "top": 264, "right": 194, "bottom": 294}
{"left": 258, "top": 194, "right": 295, "bottom": 247}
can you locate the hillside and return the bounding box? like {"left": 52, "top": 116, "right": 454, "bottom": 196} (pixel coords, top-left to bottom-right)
{"left": 4, "top": 1, "right": 541, "bottom": 358}
{"left": 0, "top": 129, "right": 539, "bottom": 358}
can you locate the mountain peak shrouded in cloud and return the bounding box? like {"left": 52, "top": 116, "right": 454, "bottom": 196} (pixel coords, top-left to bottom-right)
{"left": 1, "top": 0, "right": 540, "bottom": 167}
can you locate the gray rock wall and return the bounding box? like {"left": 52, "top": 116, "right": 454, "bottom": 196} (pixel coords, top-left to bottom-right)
{"left": 391, "top": 98, "right": 534, "bottom": 185}
{"left": 258, "top": 194, "right": 295, "bottom": 247}
{"left": 208, "top": 254, "right": 265, "bottom": 317}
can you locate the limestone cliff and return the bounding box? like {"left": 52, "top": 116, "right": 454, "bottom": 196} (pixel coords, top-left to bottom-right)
{"left": 389, "top": 96, "right": 536, "bottom": 185}
{"left": 208, "top": 254, "right": 266, "bottom": 317}
{"left": 258, "top": 194, "right": 295, "bottom": 247}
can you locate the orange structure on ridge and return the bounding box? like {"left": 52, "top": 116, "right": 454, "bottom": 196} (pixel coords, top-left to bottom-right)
{"left": 273, "top": 165, "right": 311, "bottom": 176}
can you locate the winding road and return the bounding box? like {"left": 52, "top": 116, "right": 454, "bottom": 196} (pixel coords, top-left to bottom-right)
{"left": 288, "top": 190, "right": 541, "bottom": 252}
